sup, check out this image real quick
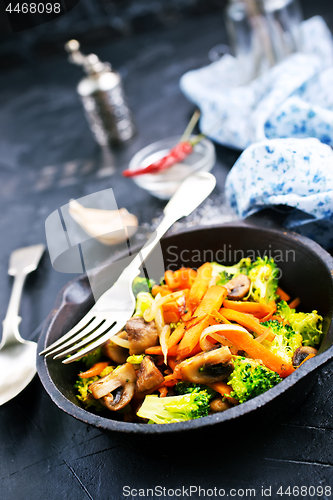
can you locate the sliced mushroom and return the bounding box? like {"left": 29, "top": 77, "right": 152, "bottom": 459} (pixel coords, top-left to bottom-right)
{"left": 293, "top": 346, "right": 318, "bottom": 367}
{"left": 102, "top": 331, "right": 129, "bottom": 364}
{"left": 224, "top": 274, "right": 251, "bottom": 300}
{"left": 126, "top": 316, "right": 159, "bottom": 355}
{"left": 176, "top": 346, "right": 233, "bottom": 384}
{"left": 89, "top": 362, "right": 136, "bottom": 411}
{"left": 136, "top": 356, "right": 165, "bottom": 393}
{"left": 210, "top": 395, "right": 232, "bottom": 413}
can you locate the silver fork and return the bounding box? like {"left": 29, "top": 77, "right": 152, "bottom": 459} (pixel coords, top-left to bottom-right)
{"left": 39, "top": 172, "right": 216, "bottom": 363}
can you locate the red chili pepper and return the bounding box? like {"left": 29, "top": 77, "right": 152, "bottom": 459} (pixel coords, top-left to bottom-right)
{"left": 122, "top": 141, "right": 194, "bottom": 178}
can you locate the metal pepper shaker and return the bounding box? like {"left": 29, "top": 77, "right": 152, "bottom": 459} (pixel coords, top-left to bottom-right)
{"left": 65, "top": 39, "right": 135, "bottom": 147}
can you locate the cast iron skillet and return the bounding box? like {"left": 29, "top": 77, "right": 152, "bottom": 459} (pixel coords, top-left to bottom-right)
{"left": 37, "top": 223, "right": 333, "bottom": 448}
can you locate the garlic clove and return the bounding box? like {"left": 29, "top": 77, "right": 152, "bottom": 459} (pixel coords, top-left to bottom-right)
{"left": 68, "top": 199, "right": 138, "bottom": 245}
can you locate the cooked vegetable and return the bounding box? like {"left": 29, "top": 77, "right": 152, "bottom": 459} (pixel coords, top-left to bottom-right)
{"left": 132, "top": 276, "right": 155, "bottom": 296}
{"left": 178, "top": 285, "right": 227, "bottom": 359}
{"left": 79, "top": 361, "right": 110, "bottom": 378}
{"left": 79, "top": 348, "right": 102, "bottom": 368}
{"left": 261, "top": 319, "right": 303, "bottom": 363}
{"left": 74, "top": 254, "right": 323, "bottom": 423}
{"left": 133, "top": 292, "right": 154, "bottom": 317}
{"left": 102, "top": 332, "right": 129, "bottom": 364}
{"left": 211, "top": 258, "right": 251, "bottom": 286}
{"left": 75, "top": 376, "right": 102, "bottom": 410}
{"left": 126, "top": 316, "right": 159, "bottom": 355}
{"left": 164, "top": 268, "right": 197, "bottom": 291}
{"left": 188, "top": 262, "right": 212, "bottom": 313}
{"left": 126, "top": 354, "right": 145, "bottom": 364}
{"left": 248, "top": 257, "right": 279, "bottom": 303}
{"left": 174, "top": 346, "right": 233, "bottom": 384}
{"left": 277, "top": 300, "right": 323, "bottom": 347}
{"left": 276, "top": 286, "right": 290, "bottom": 302}
{"left": 219, "top": 308, "right": 275, "bottom": 342}
{"left": 174, "top": 381, "right": 215, "bottom": 397}
{"left": 137, "top": 390, "right": 212, "bottom": 423}
{"left": 228, "top": 357, "right": 282, "bottom": 403}
{"left": 135, "top": 355, "right": 164, "bottom": 393}
{"left": 208, "top": 320, "right": 294, "bottom": 377}
{"left": 89, "top": 363, "right": 136, "bottom": 411}
{"left": 223, "top": 299, "right": 275, "bottom": 319}
{"left": 223, "top": 274, "right": 251, "bottom": 300}
{"left": 293, "top": 346, "right": 318, "bottom": 367}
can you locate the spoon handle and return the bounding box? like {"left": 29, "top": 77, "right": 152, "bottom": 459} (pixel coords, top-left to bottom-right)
{"left": 1, "top": 271, "right": 27, "bottom": 348}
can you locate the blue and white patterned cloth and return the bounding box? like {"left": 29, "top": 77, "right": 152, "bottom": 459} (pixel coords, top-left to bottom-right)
{"left": 225, "top": 138, "right": 333, "bottom": 248}
{"left": 180, "top": 17, "right": 333, "bottom": 150}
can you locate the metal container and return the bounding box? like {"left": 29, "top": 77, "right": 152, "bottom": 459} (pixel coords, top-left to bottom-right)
{"left": 65, "top": 40, "right": 135, "bottom": 147}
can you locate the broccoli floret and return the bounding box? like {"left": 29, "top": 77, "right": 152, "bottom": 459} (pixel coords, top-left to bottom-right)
{"left": 211, "top": 258, "right": 252, "bottom": 286}
{"left": 133, "top": 292, "right": 154, "bottom": 317}
{"left": 175, "top": 381, "right": 216, "bottom": 399}
{"left": 136, "top": 390, "right": 212, "bottom": 424}
{"left": 75, "top": 365, "right": 114, "bottom": 410}
{"left": 277, "top": 301, "right": 323, "bottom": 347}
{"left": 228, "top": 356, "right": 282, "bottom": 404}
{"left": 248, "top": 257, "right": 279, "bottom": 303}
{"left": 261, "top": 320, "right": 303, "bottom": 363}
{"left": 126, "top": 354, "right": 145, "bottom": 365}
{"left": 80, "top": 348, "right": 102, "bottom": 368}
{"left": 132, "top": 276, "right": 155, "bottom": 296}
{"left": 75, "top": 376, "right": 104, "bottom": 411}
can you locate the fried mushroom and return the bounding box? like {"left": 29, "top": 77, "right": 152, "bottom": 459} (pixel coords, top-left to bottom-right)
{"left": 210, "top": 395, "right": 232, "bottom": 413}
{"left": 126, "top": 316, "right": 159, "bottom": 355}
{"left": 293, "top": 346, "right": 318, "bottom": 367}
{"left": 136, "top": 356, "right": 165, "bottom": 393}
{"left": 102, "top": 331, "right": 129, "bottom": 364}
{"left": 89, "top": 362, "right": 136, "bottom": 411}
{"left": 224, "top": 274, "right": 251, "bottom": 300}
{"left": 176, "top": 346, "right": 233, "bottom": 384}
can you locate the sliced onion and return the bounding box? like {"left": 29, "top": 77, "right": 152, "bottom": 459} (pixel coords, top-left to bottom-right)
{"left": 155, "top": 306, "right": 165, "bottom": 336}
{"left": 255, "top": 329, "right": 272, "bottom": 343}
{"left": 200, "top": 324, "right": 250, "bottom": 351}
{"left": 160, "top": 325, "right": 171, "bottom": 365}
{"left": 143, "top": 292, "right": 161, "bottom": 322}
{"left": 155, "top": 290, "right": 184, "bottom": 307}
{"left": 109, "top": 332, "right": 130, "bottom": 349}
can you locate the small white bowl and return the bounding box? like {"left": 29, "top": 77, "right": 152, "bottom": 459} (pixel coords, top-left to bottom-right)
{"left": 128, "top": 135, "right": 216, "bottom": 199}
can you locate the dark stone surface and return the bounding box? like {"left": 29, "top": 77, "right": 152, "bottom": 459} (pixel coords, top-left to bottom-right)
{"left": 1, "top": 2, "right": 333, "bottom": 499}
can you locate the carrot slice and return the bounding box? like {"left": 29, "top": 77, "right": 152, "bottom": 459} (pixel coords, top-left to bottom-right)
{"left": 167, "top": 323, "right": 185, "bottom": 349}
{"left": 164, "top": 268, "right": 197, "bottom": 290}
{"left": 177, "top": 285, "right": 228, "bottom": 359}
{"left": 223, "top": 299, "right": 276, "bottom": 319}
{"left": 289, "top": 297, "right": 300, "bottom": 309}
{"left": 277, "top": 286, "right": 290, "bottom": 302}
{"left": 157, "top": 386, "right": 168, "bottom": 397}
{"left": 188, "top": 262, "right": 213, "bottom": 312}
{"left": 79, "top": 362, "right": 109, "bottom": 378}
{"left": 219, "top": 308, "right": 275, "bottom": 343}
{"left": 298, "top": 353, "right": 316, "bottom": 367}
{"left": 152, "top": 285, "right": 172, "bottom": 297}
{"left": 145, "top": 345, "right": 178, "bottom": 356}
{"left": 163, "top": 374, "right": 180, "bottom": 386}
{"left": 207, "top": 382, "right": 238, "bottom": 405}
{"left": 212, "top": 328, "right": 294, "bottom": 377}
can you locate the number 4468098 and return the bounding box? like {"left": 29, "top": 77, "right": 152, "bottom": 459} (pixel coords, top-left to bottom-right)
{"left": 5, "top": 3, "right": 61, "bottom": 14}
{"left": 277, "top": 485, "right": 331, "bottom": 497}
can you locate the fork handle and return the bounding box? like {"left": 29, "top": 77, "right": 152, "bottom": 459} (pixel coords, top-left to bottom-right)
{"left": 121, "top": 172, "right": 216, "bottom": 279}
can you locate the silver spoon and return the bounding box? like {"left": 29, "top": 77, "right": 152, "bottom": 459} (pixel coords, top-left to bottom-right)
{"left": 0, "top": 244, "right": 45, "bottom": 405}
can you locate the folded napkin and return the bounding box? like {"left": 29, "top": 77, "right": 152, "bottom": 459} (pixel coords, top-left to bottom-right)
{"left": 180, "top": 17, "right": 333, "bottom": 150}
{"left": 225, "top": 137, "right": 333, "bottom": 248}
